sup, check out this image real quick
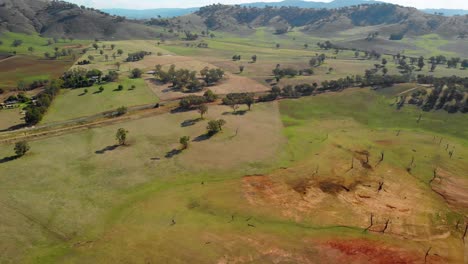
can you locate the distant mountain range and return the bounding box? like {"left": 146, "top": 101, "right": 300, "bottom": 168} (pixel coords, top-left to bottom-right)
{"left": 102, "top": 0, "right": 468, "bottom": 19}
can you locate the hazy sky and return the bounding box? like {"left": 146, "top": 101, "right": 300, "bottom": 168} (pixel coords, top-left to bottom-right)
{"left": 67, "top": 0, "right": 468, "bottom": 10}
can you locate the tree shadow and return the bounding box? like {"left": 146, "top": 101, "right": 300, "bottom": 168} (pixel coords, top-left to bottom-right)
{"left": 95, "top": 144, "right": 120, "bottom": 154}
{"left": 93, "top": 91, "right": 103, "bottom": 94}
{"left": 165, "top": 149, "right": 182, "bottom": 158}
{"left": 180, "top": 118, "right": 202, "bottom": 127}
{"left": 78, "top": 92, "right": 88, "bottom": 96}
{"left": 193, "top": 133, "right": 212, "bottom": 142}
{"left": 0, "top": 155, "right": 18, "bottom": 164}
{"left": 0, "top": 123, "right": 28, "bottom": 132}
{"left": 222, "top": 110, "right": 247, "bottom": 116}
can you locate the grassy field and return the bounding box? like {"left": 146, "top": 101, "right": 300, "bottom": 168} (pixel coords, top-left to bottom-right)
{"left": 42, "top": 77, "right": 158, "bottom": 123}
{"left": 0, "top": 27, "right": 467, "bottom": 263}
{"left": 1, "top": 86, "right": 467, "bottom": 263}
{"left": 0, "top": 32, "right": 89, "bottom": 57}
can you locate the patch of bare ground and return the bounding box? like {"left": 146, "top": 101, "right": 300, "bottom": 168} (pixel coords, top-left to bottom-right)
{"left": 319, "top": 239, "right": 439, "bottom": 264}
{"left": 242, "top": 154, "right": 453, "bottom": 240}
{"left": 431, "top": 169, "right": 468, "bottom": 210}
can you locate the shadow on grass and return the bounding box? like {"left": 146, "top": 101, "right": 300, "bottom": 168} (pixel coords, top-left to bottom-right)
{"left": 222, "top": 110, "right": 247, "bottom": 116}
{"left": 193, "top": 133, "right": 213, "bottom": 142}
{"left": 93, "top": 91, "right": 103, "bottom": 94}
{"left": 0, "top": 123, "right": 28, "bottom": 132}
{"left": 0, "top": 155, "right": 18, "bottom": 164}
{"left": 180, "top": 118, "right": 202, "bottom": 127}
{"left": 165, "top": 149, "right": 182, "bottom": 158}
{"left": 95, "top": 144, "right": 120, "bottom": 154}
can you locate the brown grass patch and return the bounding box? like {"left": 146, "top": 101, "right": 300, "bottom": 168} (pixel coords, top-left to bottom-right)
{"left": 431, "top": 169, "right": 468, "bottom": 211}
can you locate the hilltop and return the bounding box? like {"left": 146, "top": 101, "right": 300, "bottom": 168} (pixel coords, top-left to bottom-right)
{"left": 0, "top": 0, "right": 163, "bottom": 39}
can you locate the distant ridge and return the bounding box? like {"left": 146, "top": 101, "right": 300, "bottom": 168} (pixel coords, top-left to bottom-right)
{"left": 102, "top": 0, "right": 468, "bottom": 19}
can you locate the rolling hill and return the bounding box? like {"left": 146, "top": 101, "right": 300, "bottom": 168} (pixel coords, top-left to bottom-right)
{"left": 0, "top": 0, "right": 163, "bottom": 39}
{"left": 193, "top": 3, "right": 468, "bottom": 38}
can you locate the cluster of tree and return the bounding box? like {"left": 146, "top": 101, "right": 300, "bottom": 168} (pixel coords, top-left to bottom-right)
{"left": 274, "top": 24, "right": 288, "bottom": 35}
{"left": 126, "top": 51, "right": 151, "bottom": 62}
{"left": 365, "top": 32, "right": 379, "bottom": 41}
{"left": 272, "top": 65, "right": 299, "bottom": 81}
{"left": 61, "top": 68, "right": 119, "bottom": 88}
{"left": 77, "top": 60, "right": 91, "bottom": 65}
{"left": 207, "top": 119, "right": 226, "bottom": 135}
{"left": 17, "top": 79, "right": 49, "bottom": 91}
{"left": 12, "top": 39, "right": 23, "bottom": 47}
{"left": 389, "top": 32, "right": 405, "bottom": 40}
{"left": 179, "top": 90, "right": 218, "bottom": 109}
{"left": 232, "top": 54, "right": 241, "bottom": 61}
{"left": 197, "top": 42, "right": 209, "bottom": 48}
{"left": 407, "top": 85, "right": 467, "bottom": 113}
{"left": 417, "top": 75, "right": 468, "bottom": 89}
{"left": 200, "top": 67, "right": 224, "bottom": 85}
{"left": 309, "top": 54, "right": 326, "bottom": 66}
{"left": 184, "top": 31, "right": 199, "bottom": 41}
{"left": 222, "top": 93, "right": 255, "bottom": 111}
{"left": 316, "top": 41, "right": 335, "bottom": 50}
{"left": 130, "top": 68, "right": 143, "bottom": 79}
{"left": 44, "top": 48, "right": 74, "bottom": 60}
{"left": 25, "top": 80, "right": 61, "bottom": 125}
{"left": 154, "top": 64, "right": 201, "bottom": 92}
{"left": 153, "top": 65, "right": 224, "bottom": 92}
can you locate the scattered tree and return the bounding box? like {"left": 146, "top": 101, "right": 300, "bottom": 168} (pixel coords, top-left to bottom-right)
{"left": 115, "top": 128, "right": 129, "bottom": 145}
{"left": 207, "top": 119, "right": 226, "bottom": 135}
{"left": 14, "top": 141, "right": 30, "bottom": 157}
{"left": 179, "top": 136, "right": 190, "bottom": 150}
{"left": 198, "top": 104, "right": 208, "bottom": 119}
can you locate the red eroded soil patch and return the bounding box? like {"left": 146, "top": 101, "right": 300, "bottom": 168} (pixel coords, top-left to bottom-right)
{"left": 322, "top": 239, "right": 430, "bottom": 264}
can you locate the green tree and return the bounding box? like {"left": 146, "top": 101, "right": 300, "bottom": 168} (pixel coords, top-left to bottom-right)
{"left": 251, "top": 55, "right": 257, "bottom": 63}
{"left": 239, "top": 65, "right": 244, "bottom": 73}
{"left": 116, "top": 106, "right": 127, "bottom": 116}
{"left": 207, "top": 119, "right": 226, "bottom": 135}
{"left": 115, "top": 62, "right": 121, "bottom": 70}
{"left": 92, "top": 43, "right": 99, "bottom": 50}
{"left": 99, "top": 86, "right": 104, "bottom": 93}
{"left": 179, "top": 136, "right": 190, "bottom": 150}
{"left": 130, "top": 68, "right": 143, "bottom": 78}
{"left": 14, "top": 141, "right": 30, "bottom": 157}
{"left": 100, "top": 50, "right": 104, "bottom": 55}
{"left": 28, "top": 47, "right": 34, "bottom": 54}
{"left": 117, "top": 49, "right": 124, "bottom": 56}
{"left": 111, "top": 44, "right": 116, "bottom": 50}
{"left": 12, "top": 39, "right": 23, "bottom": 47}
{"left": 417, "top": 56, "right": 425, "bottom": 70}
{"left": 117, "top": 84, "right": 124, "bottom": 91}
{"left": 198, "top": 104, "right": 208, "bottom": 119}
{"left": 115, "top": 128, "right": 128, "bottom": 145}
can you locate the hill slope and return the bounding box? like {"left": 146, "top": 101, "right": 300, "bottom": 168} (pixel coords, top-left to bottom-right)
{"left": 0, "top": 0, "right": 163, "bottom": 39}
{"left": 194, "top": 4, "right": 468, "bottom": 37}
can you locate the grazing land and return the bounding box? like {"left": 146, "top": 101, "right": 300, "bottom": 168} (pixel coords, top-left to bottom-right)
{"left": 0, "top": 1, "right": 467, "bottom": 263}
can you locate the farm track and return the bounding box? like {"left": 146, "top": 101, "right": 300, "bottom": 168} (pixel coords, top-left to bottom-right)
{"left": 0, "top": 97, "right": 225, "bottom": 144}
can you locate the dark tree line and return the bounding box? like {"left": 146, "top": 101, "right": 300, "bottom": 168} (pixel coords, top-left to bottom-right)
{"left": 61, "top": 68, "right": 119, "bottom": 88}
{"left": 179, "top": 90, "right": 218, "bottom": 109}
{"left": 25, "top": 80, "right": 61, "bottom": 125}
{"left": 126, "top": 51, "right": 151, "bottom": 62}
{"left": 153, "top": 65, "right": 224, "bottom": 92}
